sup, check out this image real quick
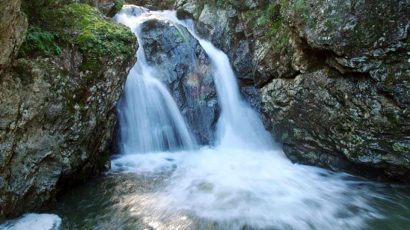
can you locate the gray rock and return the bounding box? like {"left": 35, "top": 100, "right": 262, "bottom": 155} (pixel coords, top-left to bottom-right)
{"left": 176, "top": 0, "right": 410, "bottom": 181}
{"left": 0, "top": 2, "right": 137, "bottom": 218}
{"left": 140, "top": 19, "right": 219, "bottom": 144}
{"left": 0, "top": 0, "right": 27, "bottom": 75}
{"left": 261, "top": 69, "right": 410, "bottom": 181}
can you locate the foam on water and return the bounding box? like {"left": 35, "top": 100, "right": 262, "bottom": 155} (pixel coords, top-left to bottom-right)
{"left": 0, "top": 213, "right": 61, "bottom": 230}
{"left": 111, "top": 6, "right": 384, "bottom": 229}
{"left": 112, "top": 147, "right": 382, "bottom": 229}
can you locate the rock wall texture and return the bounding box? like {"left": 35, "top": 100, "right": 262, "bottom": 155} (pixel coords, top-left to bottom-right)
{"left": 175, "top": 0, "right": 410, "bottom": 182}
{"left": 139, "top": 18, "right": 218, "bottom": 144}
{"left": 0, "top": 1, "right": 136, "bottom": 219}
{"left": 0, "top": 0, "right": 27, "bottom": 75}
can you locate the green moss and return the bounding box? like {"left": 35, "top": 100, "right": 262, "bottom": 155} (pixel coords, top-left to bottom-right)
{"left": 50, "top": 3, "right": 135, "bottom": 71}
{"left": 20, "top": 1, "right": 135, "bottom": 72}
{"left": 113, "top": 0, "right": 125, "bottom": 13}
{"left": 19, "top": 26, "right": 62, "bottom": 57}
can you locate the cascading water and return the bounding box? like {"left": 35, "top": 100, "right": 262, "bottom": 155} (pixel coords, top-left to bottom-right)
{"left": 195, "top": 38, "right": 275, "bottom": 150}
{"left": 115, "top": 7, "right": 196, "bottom": 154}
{"left": 1, "top": 5, "right": 408, "bottom": 230}
{"left": 109, "top": 5, "right": 385, "bottom": 229}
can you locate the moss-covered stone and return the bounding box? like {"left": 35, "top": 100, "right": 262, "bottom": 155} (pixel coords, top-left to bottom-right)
{"left": 61, "top": 3, "right": 134, "bottom": 71}
{"left": 20, "top": 2, "right": 135, "bottom": 72}
{"left": 1, "top": 0, "right": 137, "bottom": 219}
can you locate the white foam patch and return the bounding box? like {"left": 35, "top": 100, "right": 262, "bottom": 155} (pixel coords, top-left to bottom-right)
{"left": 0, "top": 213, "right": 61, "bottom": 230}
{"left": 111, "top": 147, "right": 382, "bottom": 229}
{"left": 111, "top": 151, "right": 189, "bottom": 174}
{"left": 109, "top": 7, "right": 384, "bottom": 230}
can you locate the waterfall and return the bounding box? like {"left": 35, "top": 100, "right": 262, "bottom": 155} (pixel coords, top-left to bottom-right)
{"left": 111, "top": 6, "right": 381, "bottom": 229}
{"left": 115, "top": 6, "right": 275, "bottom": 153}
{"left": 115, "top": 7, "right": 196, "bottom": 154}
{"left": 189, "top": 34, "right": 275, "bottom": 150}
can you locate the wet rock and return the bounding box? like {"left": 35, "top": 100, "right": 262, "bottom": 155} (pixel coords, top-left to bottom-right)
{"left": 0, "top": 3, "right": 137, "bottom": 218}
{"left": 140, "top": 19, "right": 218, "bottom": 144}
{"left": 176, "top": 0, "right": 410, "bottom": 181}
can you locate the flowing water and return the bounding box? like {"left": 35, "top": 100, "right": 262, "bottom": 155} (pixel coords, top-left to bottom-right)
{"left": 5, "top": 5, "right": 409, "bottom": 230}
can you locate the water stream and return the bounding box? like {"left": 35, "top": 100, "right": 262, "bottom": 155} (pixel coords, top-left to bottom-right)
{"left": 4, "top": 5, "right": 409, "bottom": 230}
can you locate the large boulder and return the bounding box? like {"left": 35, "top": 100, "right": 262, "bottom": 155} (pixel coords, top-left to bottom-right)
{"left": 176, "top": 0, "right": 410, "bottom": 181}
{"left": 260, "top": 0, "right": 409, "bottom": 181}
{"left": 139, "top": 18, "right": 218, "bottom": 144}
{"left": 261, "top": 69, "right": 409, "bottom": 180}
{"left": 0, "top": 3, "right": 136, "bottom": 218}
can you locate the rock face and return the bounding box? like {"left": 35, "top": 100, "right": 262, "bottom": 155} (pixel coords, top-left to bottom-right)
{"left": 0, "top": 0, "right": 27, "bottom": 75}
{"left": 0, "top": 2, "right": 136, "bottom": 218}
{"left": 175, "top": 0, "right": 410, "bottom": 181}
{"left": 139, "top": 19, "right": 218, "bottom": 144}
{"left": 127, "top": 0, "right": 176, "bottom": 10}
{"left": 175, "top": 0, "right": 291, "bottom": 111}
{"left": 261, "top": 0, "right": 409, "bottom": 181}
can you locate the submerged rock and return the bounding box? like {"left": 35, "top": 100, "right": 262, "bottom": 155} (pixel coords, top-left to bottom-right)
{"left": 139, "top": 18, "right": 218, "bottom": 144}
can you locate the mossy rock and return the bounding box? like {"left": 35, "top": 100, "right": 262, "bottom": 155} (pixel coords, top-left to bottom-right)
{"left": 57, "top": 3, "right": 135, "bottom": 71}
{"left": 20, "top": 2, "right": 136, "bottom": 72}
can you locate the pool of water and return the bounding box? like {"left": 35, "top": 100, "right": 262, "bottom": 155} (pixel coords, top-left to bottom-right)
{"left": 53, "top": 150, "right": 410, "bottom": 230}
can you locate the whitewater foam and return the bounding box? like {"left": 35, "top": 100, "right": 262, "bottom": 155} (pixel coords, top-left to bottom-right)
{"left": 111, "top": 6, "right": 383, "bottom": 229}
{"left": 0, "top": 213, "right": 61, "bottom": 230}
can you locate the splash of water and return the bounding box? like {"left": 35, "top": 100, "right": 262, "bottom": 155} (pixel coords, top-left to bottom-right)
{"left": 112, "top": 6, "right": 382, "bottom": 229}
{"left": 0, "top": 213, "right": 62, "bottom": 230}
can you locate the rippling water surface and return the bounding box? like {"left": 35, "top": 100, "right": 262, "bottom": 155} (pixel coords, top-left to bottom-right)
{"left": 53, "top": 150, "right": 410, "bottom": 230}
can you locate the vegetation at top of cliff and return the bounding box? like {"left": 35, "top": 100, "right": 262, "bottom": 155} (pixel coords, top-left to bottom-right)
{"left": 19, "top": 0, "right": 136, "bottom": 72}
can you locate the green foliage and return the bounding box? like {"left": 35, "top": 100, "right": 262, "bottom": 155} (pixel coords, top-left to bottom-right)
{"left": 114, "top": 0, "right": 125, "bottom": 13}
{"left": 19, "top": 26, "right": 62, "bottom": 57}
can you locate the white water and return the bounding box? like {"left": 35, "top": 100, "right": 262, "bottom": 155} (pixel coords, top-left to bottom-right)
{"left": 196, "top": 39, "right": 275, "bottom": 150}
{"left": 0, "top": 214, "right": 61, "bottom": 230}
{"left": 112, "top": 6, "right": 382, "bottom": 229}
{"left": 115, "top": 7, "right": 195, "bottom": 154}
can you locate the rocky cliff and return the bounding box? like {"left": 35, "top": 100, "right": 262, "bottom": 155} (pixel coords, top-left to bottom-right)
{"left": 0, "top": 0, "right": 136, "bottom": 219}
{"left": 175, "top": 0, "right": 409, "bottom": 182}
